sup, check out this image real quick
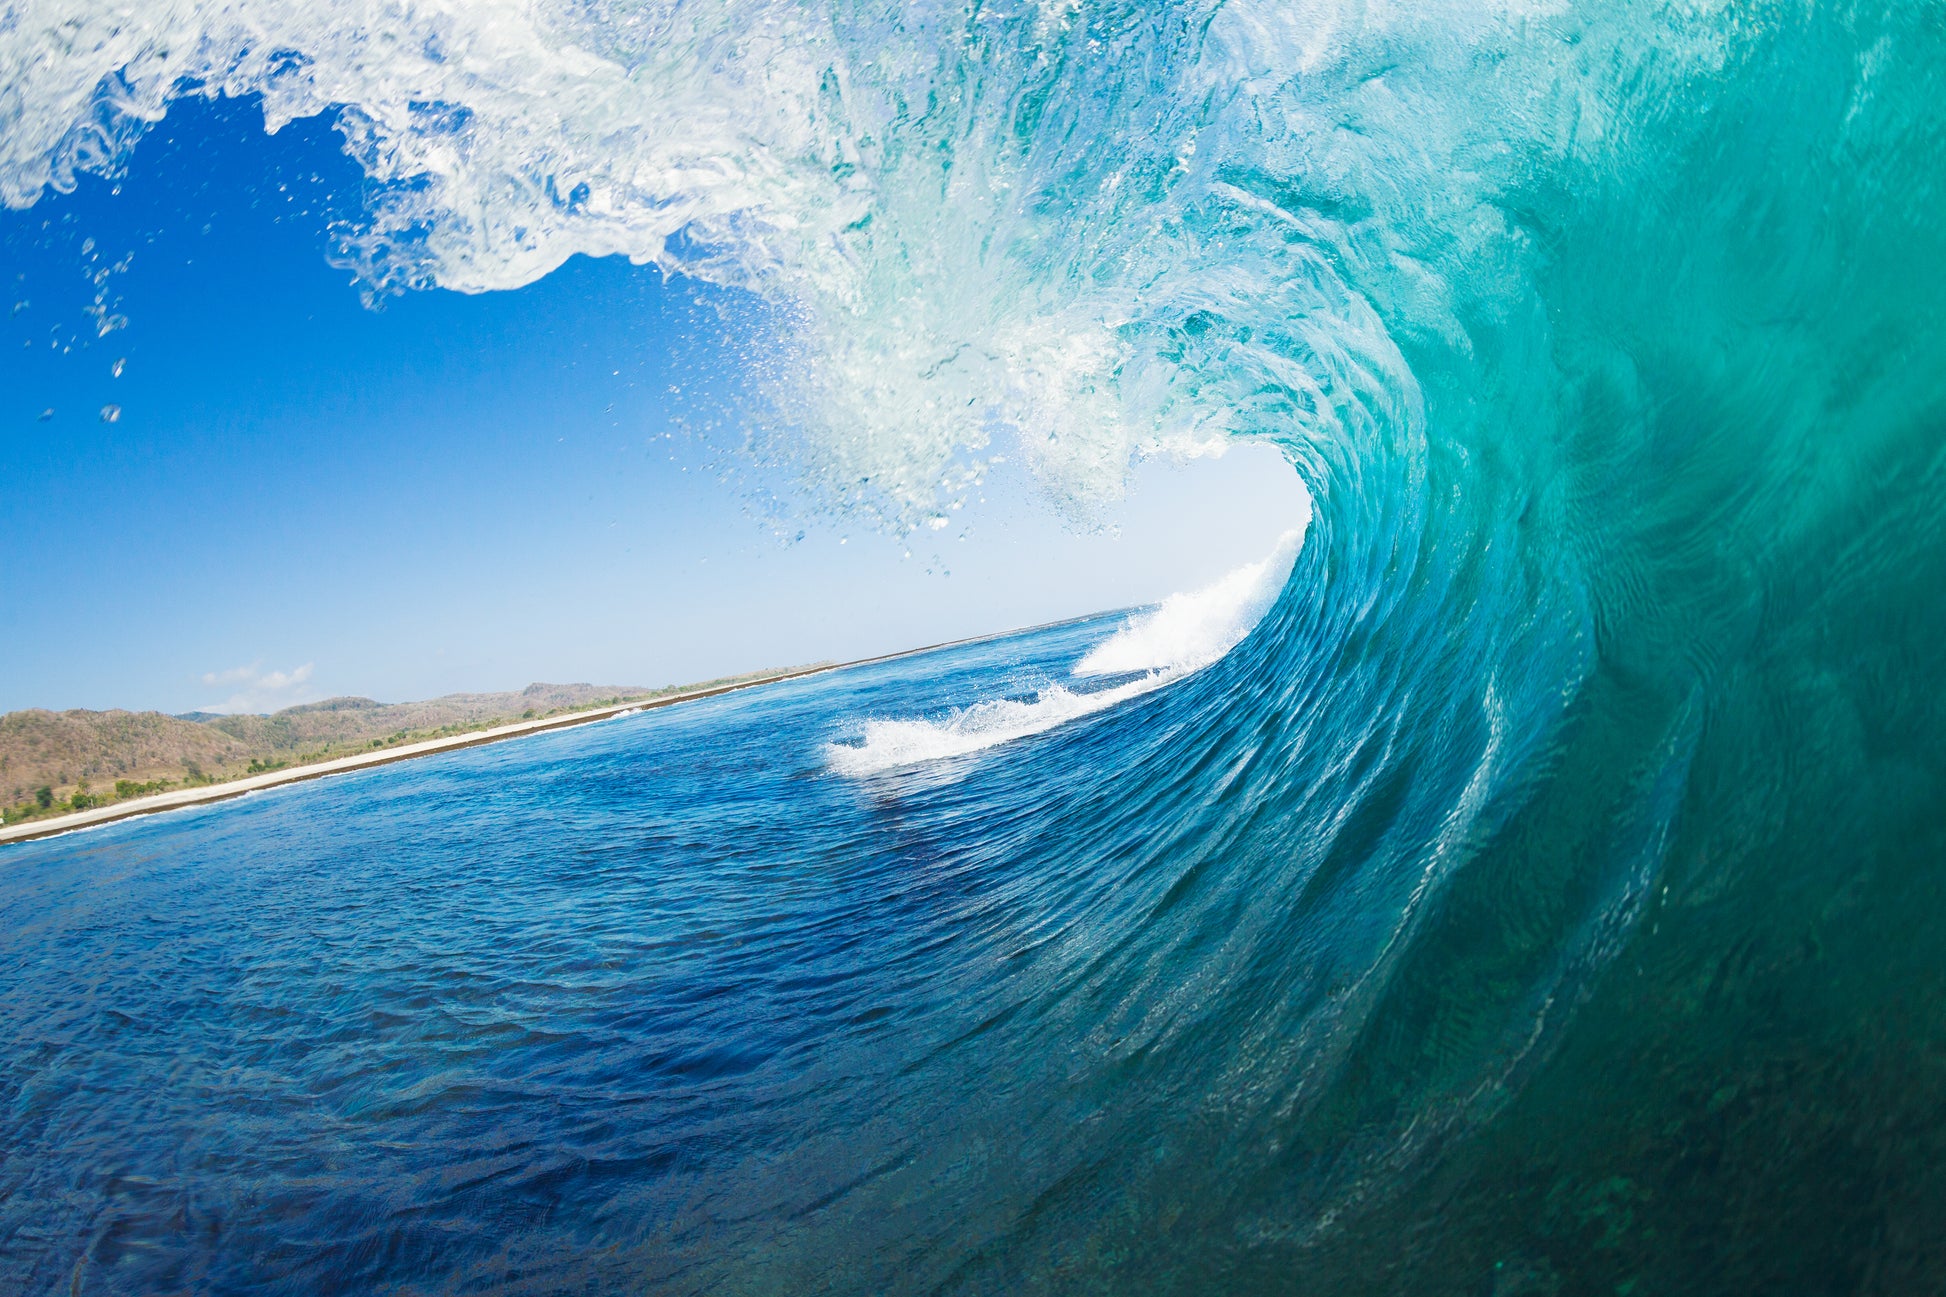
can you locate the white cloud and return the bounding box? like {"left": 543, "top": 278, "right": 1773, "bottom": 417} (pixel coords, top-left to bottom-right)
{"left": 197, "top": 661, "right": 319, "bottom": 714}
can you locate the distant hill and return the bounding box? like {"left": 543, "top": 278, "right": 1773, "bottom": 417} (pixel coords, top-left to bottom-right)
{"left": 0, "top": 679, "right": 752, "bottom": 825}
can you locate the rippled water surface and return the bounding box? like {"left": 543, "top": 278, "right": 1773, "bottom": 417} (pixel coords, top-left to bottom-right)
{"left": 3, "top": 615, "right": 1177, "bottom": 1294}
{"left": 8, "top": 0, "right": 1946, "bottom": 1292}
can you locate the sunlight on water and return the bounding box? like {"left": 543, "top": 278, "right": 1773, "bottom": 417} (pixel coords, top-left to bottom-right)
{"left": 4, "top": 1, "right": 1946, "bottom": 1292}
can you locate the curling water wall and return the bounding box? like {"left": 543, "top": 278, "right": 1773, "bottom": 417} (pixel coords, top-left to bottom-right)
{"left": 4, "top": 1, "right": 1946, "bottom": 1291}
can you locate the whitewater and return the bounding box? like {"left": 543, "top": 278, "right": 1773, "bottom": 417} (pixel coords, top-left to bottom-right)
{"left": 5, "top": 1, "right": 1946, "bottom": 1294}
{"left": 827, "top": 527, "right": 1303, "bottom": 776}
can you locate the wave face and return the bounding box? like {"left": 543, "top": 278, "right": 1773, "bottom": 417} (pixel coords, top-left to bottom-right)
{"left": 7, "top": 1, "right": 1946, "bottom": 1291}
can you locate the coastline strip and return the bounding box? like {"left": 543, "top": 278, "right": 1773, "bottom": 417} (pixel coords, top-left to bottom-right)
{"left": 0, "top": 611, "right": 1117, "bottom": 848}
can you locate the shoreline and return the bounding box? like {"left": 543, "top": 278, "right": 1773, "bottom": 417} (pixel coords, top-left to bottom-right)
{"left": 0, "top": 611, "right": 1118, "bottom": 848}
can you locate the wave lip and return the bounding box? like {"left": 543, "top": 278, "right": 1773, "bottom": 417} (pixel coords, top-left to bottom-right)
{"left": 825, "top": 527, "right": 1303, "bottom": 778}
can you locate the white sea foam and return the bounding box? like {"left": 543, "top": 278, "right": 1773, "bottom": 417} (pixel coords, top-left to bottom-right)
{"left": 823, "top": 677, "right": 1170, "bottom": 779}
{"left": 826, "top": 525, "right": 1304, "bottom": 777}
{"left": 1073, "top": 528, "right": 1304, "bottom": 679}
{"left": 5, "top": 0, "right": 1708, "bottom": 534}
{"left": 0, "top": 0, "right": 1520, "bottom": 526}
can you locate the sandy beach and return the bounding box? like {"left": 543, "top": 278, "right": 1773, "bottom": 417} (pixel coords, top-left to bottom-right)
{"left": 0, "top": 614, "right": 1113, "bottom": 849}
{"left": 0, "top": 660, "right": 873, "bottom": 847}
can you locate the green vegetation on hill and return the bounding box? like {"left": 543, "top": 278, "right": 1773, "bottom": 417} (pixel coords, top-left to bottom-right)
{"left": 0, "top": 674, "right": 783, "bottom": 826}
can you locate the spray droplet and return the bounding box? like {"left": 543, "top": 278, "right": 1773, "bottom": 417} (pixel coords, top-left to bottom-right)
{"left": 37, "top": 408, "right": 53, "bottom": 422}
{"left": 111, "top": 357, "right": 126, "bottom": 378}
{"left": 9, "top": 300, "right": 24, "bottom": 316}
{"left": 99, "top": 404, "right": 121, "bottom": 423}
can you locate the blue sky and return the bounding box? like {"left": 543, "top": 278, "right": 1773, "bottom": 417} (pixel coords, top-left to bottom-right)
{"left": 1, "top": 96, "right": 1303, "bottom": 716}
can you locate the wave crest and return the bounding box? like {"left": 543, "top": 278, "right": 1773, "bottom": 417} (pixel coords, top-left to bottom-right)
{"left": 0, "top": 0, "right": 1484, "bottom": 523}
{"left": 1075, "top": 527, "right": 1304, "bottom": 679}
{"left": 828, "top": 525, "right": 1303, "bottom": 776}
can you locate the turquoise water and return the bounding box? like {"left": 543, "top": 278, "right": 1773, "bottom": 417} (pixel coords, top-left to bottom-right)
{"left": 6, "top": 0, "right": 1946, "bottom": 1291}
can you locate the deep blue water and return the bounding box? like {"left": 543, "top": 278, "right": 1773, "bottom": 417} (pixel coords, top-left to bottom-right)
{"left": 4, "top": 613, "right": 1220, "bottom": 1294}
{"left": 8, "top": 1, "right": 1946, "bottom": 1292}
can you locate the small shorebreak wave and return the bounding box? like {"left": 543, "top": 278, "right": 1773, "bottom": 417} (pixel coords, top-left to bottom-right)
{"left": 825, "top": 528, "right": 1303, "bottom": 777}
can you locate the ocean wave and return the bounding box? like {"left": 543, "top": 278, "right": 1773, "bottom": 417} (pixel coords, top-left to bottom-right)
{"left": 823, "top": 678, "right": 1158, "bottom": 779}
{"left": 5, "top": 1, "right": 1946, "bottom": 1291}
{"left": 0, "top": 0, "right": 1482, "bottom": 523}
{"left": 827, "top": 526, "right": 1303, "bottom": 776}
{"left": 1074, "top": 527, "right": 1305, "bottom": 679}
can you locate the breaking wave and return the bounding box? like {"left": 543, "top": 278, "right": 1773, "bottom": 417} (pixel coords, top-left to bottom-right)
{"left": 1074, "top": 527, "right": 1304, "bottom": 678}
{"left": 5, "top": 1, "right": 1946, "bottom": 1291}
{"left": 828, "top": 525, "right": 1303, "bottom": 776}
